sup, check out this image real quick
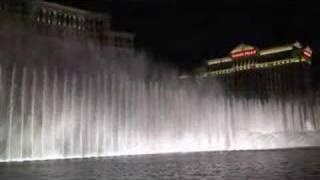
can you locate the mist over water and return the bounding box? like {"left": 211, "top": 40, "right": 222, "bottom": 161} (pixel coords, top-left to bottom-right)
{"left": 1, "top": 23, "right": 320, "bottom": 162}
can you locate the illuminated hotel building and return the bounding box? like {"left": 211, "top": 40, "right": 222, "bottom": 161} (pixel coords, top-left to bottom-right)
{"left": 198, "top": 42, "right": 313, "bottom": 97}
{"left": 0, "top": 0, "right": 135, "bottom": 53}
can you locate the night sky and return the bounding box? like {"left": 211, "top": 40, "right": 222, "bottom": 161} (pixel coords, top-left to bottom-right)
{"left": 49, "top": 0, "right": 320, "bottom": 71}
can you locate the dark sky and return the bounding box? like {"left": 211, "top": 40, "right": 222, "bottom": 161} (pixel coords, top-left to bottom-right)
{"left": 49, "top": 0, "right": 320, "bottom": 70}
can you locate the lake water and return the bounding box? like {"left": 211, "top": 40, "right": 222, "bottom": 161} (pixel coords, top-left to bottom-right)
{"left": 1, "top": 148, "right": 320, "bottom": 180}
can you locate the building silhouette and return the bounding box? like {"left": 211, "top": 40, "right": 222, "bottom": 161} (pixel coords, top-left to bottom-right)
{"left": 0, "top": 0, "right": 134, "bottom": 52}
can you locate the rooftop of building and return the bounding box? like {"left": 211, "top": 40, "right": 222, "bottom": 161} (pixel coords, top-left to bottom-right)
{"left": 207, "top": 41, "right": 309, "bottom": 65}
{"left": 34, "top": 0, "right": 110, "bottom": 19}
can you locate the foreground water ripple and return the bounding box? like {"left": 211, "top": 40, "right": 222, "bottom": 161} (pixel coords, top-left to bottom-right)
{"left": 1, "top": 148, "right": 320, "bottom": 180}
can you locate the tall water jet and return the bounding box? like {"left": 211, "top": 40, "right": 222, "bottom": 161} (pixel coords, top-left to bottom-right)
{"left": 30, "top": 69, "right": 37, "bottom": 159}
{"left": 19, "top": 67, "right": 27, "bottom": 159}
{"left": 7, "top": 66, "right": 16, "bottom": 161}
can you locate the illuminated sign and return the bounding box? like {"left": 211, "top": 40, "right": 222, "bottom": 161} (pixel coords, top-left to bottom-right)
{"left": 231, "top": 49, "right": 257, "bottom": 59}
{"left": 303, "top": 47, "right": 312, "bottom": 59}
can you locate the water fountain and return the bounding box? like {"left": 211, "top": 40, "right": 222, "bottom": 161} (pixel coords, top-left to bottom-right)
{"left": 0, "top": 23, "right": 320, "bottom": 162}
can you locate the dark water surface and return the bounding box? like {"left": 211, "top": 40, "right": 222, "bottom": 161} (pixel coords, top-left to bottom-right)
{"left": 1, "top": 148, "right": 320, "bottom": 180}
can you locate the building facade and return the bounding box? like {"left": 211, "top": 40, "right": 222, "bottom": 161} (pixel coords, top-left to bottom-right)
{"left": 197, "top": 42, "right": 313, "bottom": 98}
{"left": 0, "top": 0, "right": 134, "bottom": 50}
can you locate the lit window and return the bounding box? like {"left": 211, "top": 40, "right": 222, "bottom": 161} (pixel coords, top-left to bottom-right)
{"left": 68, "top": 15, "right": 72, "bottom": 26}
{"left": 73, "top": 15, "right": 77, "bottom": 28}
{"left": 48, "top": 12, "right": 52, "bottom": 24}
{"left": 58, "top": 13, "right": 61, "bottom": 25}
{"left": 41, "top": 9, "right": 45, "bottom": 23}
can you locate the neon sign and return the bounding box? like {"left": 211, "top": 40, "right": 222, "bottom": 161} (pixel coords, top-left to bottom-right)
{"left": 231, "top": 49, "right": 257, "bottom": 59}
{"left": 303, "top": 47, "right": 312, "bottom": 58}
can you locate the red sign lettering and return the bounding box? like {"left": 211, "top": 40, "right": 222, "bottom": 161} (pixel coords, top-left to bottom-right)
{"left": 231, "top": 49, "right": 257, "bottom": 59}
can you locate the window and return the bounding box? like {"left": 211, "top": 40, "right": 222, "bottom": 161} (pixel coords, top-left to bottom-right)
{"left": 38, "top": 9, "right": 43, "bottom": 22}
{"left": 57, "top": 13, "right": 63, "bottom": 25}
{"left": 66, "top": 15, "right": 71, "bottom": 26}
{"left": 78, "top": 17, "right": 84, "bottom": 30}
{"left": 72, "top": 15, "right": 76, "bottom": 28}
{"left": 41, "top": 9, "right": 47, "bottom": 23}
{"left": 48, "top": 11, "right": 53, "bottom": 24}
{"left": 63, "top": 14, "right": 67, "bottom": 26}
{"left": 52, "top": 11, "right": 57, "bottom": 25}
{"left": 75, "top": 16, "right": 80, "bottom": 29}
